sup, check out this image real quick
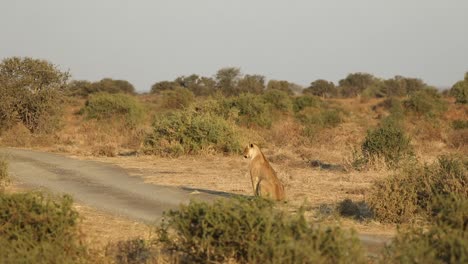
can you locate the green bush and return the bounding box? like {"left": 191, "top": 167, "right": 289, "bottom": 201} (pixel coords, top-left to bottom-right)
{"left": 360, "top": 122, "right": 413, "bottom": 167}
{"left": 452, "top": 119, "right": 468, "bottom": 130}
{"left": 404, "top": 89, "right": 447, "bottom": 118}
{"left": 296, "top": 107, "right": 343, "bottom": 128}
{"left": 0, "top": 155, "right": 9, "bottom": 191}
{"left": 221, "top": 93, "right": 273, "bottom": 128}
{"left": 161, "top": 87, "right": 195, "bottom": 109}
{"left": 144, "top": 109, "right": 241, "bottom": 156}
{"left": 367, "top": 156, "right": 467, "bottom": 223}
{"left": 292, "top": 95, "right": 322, "bottom": 112}
{"left": 82, "top": 93, "right": 145, "bottom": 126}
{"left": 158, "top": 197, "right": 366, "bottom": 264}
{"left": 0, "top": 57, "right": 68, "bottom": 133}
{"left": 0, "top": 192, "right": 88, "bottom": 263}
{"left": 380, "top": 194, "right": 467, "bottom": 263}
{"left": 262, "top": 89, "right": 293, "bottom": 112}
{"left": 105, "top": 238, "right": 159, "bottom": 264}
{"left": 450, "top": 73, "right": 468, "bottom": 104}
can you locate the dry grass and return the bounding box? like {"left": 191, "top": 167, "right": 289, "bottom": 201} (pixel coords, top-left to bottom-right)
{"left": 4, "top": 96, "right": 464, "bottom": 243}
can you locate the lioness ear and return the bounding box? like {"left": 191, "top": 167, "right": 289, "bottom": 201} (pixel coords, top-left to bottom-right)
{"left": 250, "top": 143, "right": 253, "bottom": 148}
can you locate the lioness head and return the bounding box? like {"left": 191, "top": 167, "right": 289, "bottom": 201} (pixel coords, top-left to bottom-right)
{"left": 243, "top": 143, "right": 258, "bottom": 159}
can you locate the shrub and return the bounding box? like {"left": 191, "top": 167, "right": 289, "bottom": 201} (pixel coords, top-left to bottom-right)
{"left": 0, "top": 57, "right": 68, "bottom": 133}
{"left": 452, "top": 119, "right": 468, "bottom": 130}
{"left": 404, "top": 89, "right": 447, "bottom": 118}
{"left": 292, "top": 95, "right": 322, "bottom": 112}
{"left": 221, "top": 93, "right": 273, "bottom": 128}
{"left": 158, "top": 197, "right": 366, "bottom": 264}
{"left": 450, "top": 73, "right": 468, "bottom": 104}
{"left": 262, "top": 89, "right": 292, "bottom": 112}
{"left": 296, "top": 107, "right": 343, "bottom": 129}
{"left": 82, "top": 93, "right": 145, "bottom": 127}
{"left": 105, "top": 238, "right": 159, "bottom": 264}
{"left": 144, "top": 109, "right": 241, "bottom": 156}
{"left": 367, "top": 156, "right": 467, "bottom": 223}
{"left": 360, "top": 122, "right": 413, "bottom": 167}
{"left": 0, "top": 155, "right": 9, "bottom": 191}
{"left": 380, "top": 194, "right": 468, "bottom": 264}
{"left": 161, "top": 87, "right": 194, "bottom": 109}
{"left": 0, "top": 192, "right": 88, "bottom": 263}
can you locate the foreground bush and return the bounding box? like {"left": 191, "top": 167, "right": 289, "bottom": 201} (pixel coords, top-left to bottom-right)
{"left": 380, "top": 194, "right": 468, "bottom": 263}
{"left": 0, "top": 156, "right": 9, "bottom": 191}
{"left": 0, "top": 192, "right": 88, "bottom": 263}
{"left": 82, "top": 93, "right": 145, "bottom": 126}
{"left": 158, "top": 198, "right": 366, "bottom": 264}
{"left": 367, "top": 156, "right": 467, "bottom": 223}
{"left": 144, "top": 109, "right": 241, "bottom": 156}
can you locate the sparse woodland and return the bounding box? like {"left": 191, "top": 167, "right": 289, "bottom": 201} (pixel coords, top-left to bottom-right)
{"left": 1, "top": 57, "right": 467, "bottom": 263}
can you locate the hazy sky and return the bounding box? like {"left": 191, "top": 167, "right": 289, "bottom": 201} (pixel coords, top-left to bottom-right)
{"left": 1, "top": 0, "right": 467, "bottom": 91}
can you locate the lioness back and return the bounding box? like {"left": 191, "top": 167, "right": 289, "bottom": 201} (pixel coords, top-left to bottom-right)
{"left": 244, "top": 143, "right": 285, "bottom": 201}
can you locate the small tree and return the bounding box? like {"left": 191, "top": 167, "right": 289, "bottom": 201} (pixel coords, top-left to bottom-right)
{"left": 150, "top": 80, "right": 181, "bottom": 94}
{"left": 303, "top": 79, "right": 337, "bottom": 98}
{"left": 91, "top": 78, "right": 135, "bottom": 94}
{"left": 175, "top": 74, "right": 216, "bottom": 96}
{"left": 266, "top": 80, "right": 295, "bottom": 95}
{"left": 450, "top": 72, "right": 468, "bottom": 104}
{"left": 338, "top": 72, "right": 378, "bottom": 97}
{"left": 215, "top": 67, "right": 241, "bottom": 96}
{"left": 237, "top": 74, "right": 265, "bottom": 94}
{"left": 0, "top": 57, "right": 68, "bottom": 132}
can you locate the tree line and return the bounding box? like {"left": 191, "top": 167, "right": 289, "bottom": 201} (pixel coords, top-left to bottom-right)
{"left": 1, "top": 57, "right": 467, "bottom": 133}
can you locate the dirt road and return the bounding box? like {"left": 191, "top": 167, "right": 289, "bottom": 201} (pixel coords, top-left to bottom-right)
{"left": 1, "top": 148, "right": 221, "bottom": 222}
{"left": 1, "top": 148, "right": 390, "bottom": 255}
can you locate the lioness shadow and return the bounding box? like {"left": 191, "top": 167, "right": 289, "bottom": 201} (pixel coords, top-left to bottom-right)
{"left": 181, "top": 186, "right": 248, "bottom": 199}
{"left": 308, "top": 160, "right": 347, "bottom": 172}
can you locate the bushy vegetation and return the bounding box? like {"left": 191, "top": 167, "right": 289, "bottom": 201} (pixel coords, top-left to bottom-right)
{"left": 0, "top": 155, "right": 9, "bottom": 191}
{"left": 404, "top": 88, "right": 447, "bottom": 118}
{"left": 67, "top": 78, "right": 136, "bottom": 97}
{"left": 105, "top": 238, "right": 159, "bottom": 264}
{"left": 82, "top": 92, "right": 145, "bottom": 126}
{"left": 144, "top": 108, "right": 241, "bottom": 156}
{"left": 356, "top": 119, "right": 413, "bottom": 168}
{"left": 0, "top": 57, "right": 68, "bottom": 133}
{"left": 452, "top": 119, "right": 468, "bottom": 130}
{"left": 0, "top": 192, "right": 88, "bottom": 263}
{"left": 161, "top": 87, "right": 195, "bottom": 109}
{"left": 367, "top": 156, "right": 467, "bottom": 223}
{"left": 450, "top": 72, "right": 468, "bottom": 104}
{"left": 380, "top": 194, "right": 467, "bottom": 263}
{"left": 262, "top": 89, "right": 293, "bottom": 112}
{"left": 221, "top": 93, "right": 273, "bottom": 128}
{"left": 158, "top": 197, "right": 367, "bottom": 264}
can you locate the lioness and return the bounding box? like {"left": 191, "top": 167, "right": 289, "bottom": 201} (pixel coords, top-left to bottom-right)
{"left": 243, "top": 143, "right": 285, "bottom": 201}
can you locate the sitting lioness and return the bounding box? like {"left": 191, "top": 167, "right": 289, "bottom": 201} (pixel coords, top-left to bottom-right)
{"left": 243, "top": 143, "right": 285, "bottom": 201}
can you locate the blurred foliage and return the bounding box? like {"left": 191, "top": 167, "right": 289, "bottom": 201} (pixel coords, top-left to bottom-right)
{"left": 450, "top": 72, "right": 468, "bottom": 104}
{"left": 158, "top": 197, "right": 366, "bottom": 264}
{"left": 0, "top": 192, "right": 88, "bottom": 263}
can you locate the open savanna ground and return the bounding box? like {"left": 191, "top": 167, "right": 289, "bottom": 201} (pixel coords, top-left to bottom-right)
{"left": 1, "top": 57, "right": 466, "bottom": 263}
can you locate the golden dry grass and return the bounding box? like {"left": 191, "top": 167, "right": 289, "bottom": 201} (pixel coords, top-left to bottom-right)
{"left": 2, "top": 96, "right": 465, "bottom": 241}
